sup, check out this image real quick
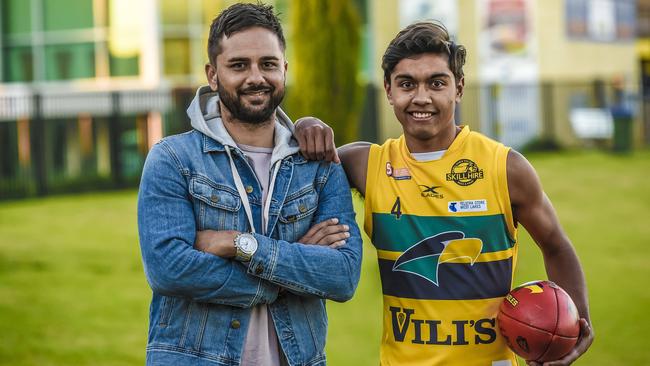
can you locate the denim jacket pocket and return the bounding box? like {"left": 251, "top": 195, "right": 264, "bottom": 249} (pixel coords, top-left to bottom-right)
{"left": 189, "top": 176, "right": 242, "bottom": 231}
{"left": 277, "top": 186, "right": 318, "bottom": 241}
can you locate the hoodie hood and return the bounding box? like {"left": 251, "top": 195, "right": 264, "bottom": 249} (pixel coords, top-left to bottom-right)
{"left": 188, "top": 85, "right": 300, "bottom": 165}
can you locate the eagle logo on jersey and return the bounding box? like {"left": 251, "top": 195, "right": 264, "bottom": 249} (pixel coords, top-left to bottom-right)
{"left": 392, "top": 231, "right": 483, "bottom": 286}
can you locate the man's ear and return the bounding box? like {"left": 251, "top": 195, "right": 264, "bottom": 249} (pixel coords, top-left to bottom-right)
{"left": 456, "top": 76, "right": 465, "bottom": 102}
{"left": 384, "top": 79, "right": 394, "bottom": 106}
{"left": 205, "top": 63, "right": 218, "bottom": 91}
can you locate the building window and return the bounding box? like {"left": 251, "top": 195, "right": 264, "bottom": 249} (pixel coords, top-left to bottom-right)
{"left": 43, "top": 0, "right": 94, "bottom": 31}
{"left": 1, "top": 0, "right": 32, "bottom": 35}
{"left": 3, "top": 46, "right": 34, "bottom": 82}
{"left": 161, "top": 0, "right": 189, "bottom": 26}
{"left": 566, "top": 0, "right": 636, "bottom": 42}
{"left": 1, "top": 0, "right": 147, "bottom": 82}
{"left": 109, "top": 52, "right": 139, "bottom": 77}
{"left": 163, "top": 38, "right": 191, "bottom": 76}
{"left": 45, "top": 43, "right": 96, "bottom": 80}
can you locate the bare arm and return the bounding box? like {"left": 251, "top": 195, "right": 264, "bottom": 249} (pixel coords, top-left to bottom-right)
{"left": 338, "top": 142, "right": 371, "bottom": 196}
{"left": 507, "top": 150, "right": 594, "bottom": 366}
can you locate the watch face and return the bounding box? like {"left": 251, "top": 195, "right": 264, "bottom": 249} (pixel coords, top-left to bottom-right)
{"left": 239, "top": 234, "right": 257, "bottom": 253}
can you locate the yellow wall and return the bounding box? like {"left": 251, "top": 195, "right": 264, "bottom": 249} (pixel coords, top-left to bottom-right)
{"left": 457, "top": 0, "right": 481, "bottom": 132}
{"left": 535, "top": 0, "right": 637, "bottom": 82}
{"left": 371, "top": 0, "right": 401, "bottom": 140}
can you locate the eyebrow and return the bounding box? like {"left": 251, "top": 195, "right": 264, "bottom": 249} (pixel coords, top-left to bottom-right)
{"left": 226, "top": 56, "right": 281, "bottom": 63}
{"left": 393, "top": 72, "right": 451, "bottom": 80}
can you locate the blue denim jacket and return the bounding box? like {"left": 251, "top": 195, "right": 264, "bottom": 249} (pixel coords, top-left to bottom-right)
{"left": 137, "top": 88, "right": 362, "bottom": 366}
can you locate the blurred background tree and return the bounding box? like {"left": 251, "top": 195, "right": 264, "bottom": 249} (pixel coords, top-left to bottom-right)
{"left": 286, "top": 0, "right": 364, "bottom": 144}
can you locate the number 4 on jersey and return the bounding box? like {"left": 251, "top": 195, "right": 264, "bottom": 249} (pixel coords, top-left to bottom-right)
{"left": 391, "top": 197, "right": 402, "bottom": 219}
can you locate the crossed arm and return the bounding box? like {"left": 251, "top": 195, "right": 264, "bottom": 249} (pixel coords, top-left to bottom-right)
{"left": 138, "top": 142, "right": 362, "bottom": 308}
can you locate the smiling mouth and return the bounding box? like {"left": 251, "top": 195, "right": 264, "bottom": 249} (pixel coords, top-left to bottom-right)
{"left": 409, "top": 111, "right": 434, "bottom": 119}
{"left": 243, "top": 90, "right": 270, "bottom": 97}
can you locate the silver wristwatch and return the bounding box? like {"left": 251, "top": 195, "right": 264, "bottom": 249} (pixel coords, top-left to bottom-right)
{"left": 234, "top": 233, "right": 258, "bottom": 262}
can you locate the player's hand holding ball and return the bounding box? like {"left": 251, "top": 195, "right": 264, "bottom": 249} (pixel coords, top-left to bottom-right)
{"left": 497, "top": 280, "right": 594, "bottom": 365}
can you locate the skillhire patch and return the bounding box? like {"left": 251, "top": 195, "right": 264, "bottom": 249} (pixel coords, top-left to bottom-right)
{"left": 446, "top": 159, "right": 484, "bottom": 186}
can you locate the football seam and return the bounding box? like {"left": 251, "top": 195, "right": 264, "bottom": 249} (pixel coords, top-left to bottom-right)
{"left": 535, "top": 288, "right": 561, "bottom": 361}
{"left": 498, "top": 311, "right": 556, "bottom": 334}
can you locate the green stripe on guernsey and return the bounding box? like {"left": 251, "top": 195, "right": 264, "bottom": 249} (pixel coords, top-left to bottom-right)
{"left": 372, "top": 213, "right": 514, "bottom": 253}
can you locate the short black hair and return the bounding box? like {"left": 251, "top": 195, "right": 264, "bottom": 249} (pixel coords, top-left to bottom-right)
{"left": 207, "top": 2, "right": 285, "bottom": 65}
{"left": 381, "top": 21, "right": 466, "bottom": 84}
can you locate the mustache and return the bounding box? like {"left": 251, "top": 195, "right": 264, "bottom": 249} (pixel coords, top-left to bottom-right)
{"left": 240, "top": 85, "right": 273, "bottom": 94}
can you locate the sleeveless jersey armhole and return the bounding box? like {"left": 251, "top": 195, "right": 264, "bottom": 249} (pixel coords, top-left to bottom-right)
{"left": 495, "top": 145, "right": 517, "bottom": 242}
{"left": 364, "top": 144, "right": 381, "bottom": 237}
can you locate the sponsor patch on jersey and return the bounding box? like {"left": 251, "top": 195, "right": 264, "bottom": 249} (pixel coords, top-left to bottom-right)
{"left": 418, "top": 184, "right": 443, "bottom": 198}
{"left": 448, "top": 199, "right": 488, "bottom": 213}
{"left": 446, "top": 159, "right": 484, "bottom": 186}
{"left": 386, "top": 162, "right": 411, "bottom": 180}
{"left": 492, "top": 361, "right": 513, "bottom": 366}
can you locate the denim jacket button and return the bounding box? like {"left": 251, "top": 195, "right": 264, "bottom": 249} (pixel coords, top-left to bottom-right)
{"left": 255, "top": 264, "right": 264, "bottom": 275}
{"left": 230, "top": 320, "right": 241, "bottom": 329}
{"left": 298, "top": 204, "right": 307, "bottom": 213}
{"left": 210, "top": 194, "right": 219, "bottom": 203}
{"left": 245, "top": 185, "right": 254, "bottom": 194}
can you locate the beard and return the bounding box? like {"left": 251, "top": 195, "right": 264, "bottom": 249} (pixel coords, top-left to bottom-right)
{"left": 217, "top": 81, "right": 285, "bottom": 125}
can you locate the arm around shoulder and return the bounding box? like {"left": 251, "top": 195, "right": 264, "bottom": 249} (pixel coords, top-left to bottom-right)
{"left": 338, "top": 142, "right": 371, "bottom": 196}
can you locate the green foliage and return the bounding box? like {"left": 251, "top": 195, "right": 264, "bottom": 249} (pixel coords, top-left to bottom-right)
{"left": 520, "top": 136, "right": 564, "bottom": 153}
{"left": 1, "top": 151, "right": 650, "bottom": 365}
{"left": 286, "top": 0, "right": 364, "bottom": 144}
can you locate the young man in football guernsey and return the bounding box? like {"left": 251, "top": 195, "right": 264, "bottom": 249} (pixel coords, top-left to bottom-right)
{"left": 294, "top": 21, "right": 594, "bottom": 365}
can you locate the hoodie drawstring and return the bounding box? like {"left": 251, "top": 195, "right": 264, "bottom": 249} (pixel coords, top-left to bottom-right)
{"left": 225, "top": 146, "right": 281, "bottom": 235}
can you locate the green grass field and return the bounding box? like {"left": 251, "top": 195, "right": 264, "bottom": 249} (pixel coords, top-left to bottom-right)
{"left": 1, "top": 150, "right": 649, "bottom": 365}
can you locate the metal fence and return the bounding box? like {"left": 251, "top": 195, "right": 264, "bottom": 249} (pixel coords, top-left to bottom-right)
{"left": 0, "top": 88, "right": 191, "bottom": 199}
{"left": 0, "top": 80, "right": 644, "bottom": 200}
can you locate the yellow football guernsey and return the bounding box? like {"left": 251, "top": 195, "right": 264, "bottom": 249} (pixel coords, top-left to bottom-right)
{"left": 364, "top": 126, "right": 519, "bottom": 366}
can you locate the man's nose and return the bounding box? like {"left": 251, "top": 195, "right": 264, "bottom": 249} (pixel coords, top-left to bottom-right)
{"left": 246, "top": 65, "right": 265, "bottom": 85}
{"left": 412, "top": 85, "right": 432, "bottom": 105}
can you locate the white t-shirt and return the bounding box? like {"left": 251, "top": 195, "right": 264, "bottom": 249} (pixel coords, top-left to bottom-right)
{"left": 237, "top": 143, "right": 285, "bottom": 366}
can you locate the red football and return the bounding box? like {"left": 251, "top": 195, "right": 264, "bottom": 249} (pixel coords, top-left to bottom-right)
{"left": 497, "top": 280, "right": 580, "bottom": 362}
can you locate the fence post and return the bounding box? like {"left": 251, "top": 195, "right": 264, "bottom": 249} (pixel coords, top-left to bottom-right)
{"left": 30, "top": 93, "right": 47, "bottom": 196}
{"left": 109, "top": 92, "right": 123, "bottom": 187}
{"left": 541, "top": 81, "right": 556, "bottom": 141}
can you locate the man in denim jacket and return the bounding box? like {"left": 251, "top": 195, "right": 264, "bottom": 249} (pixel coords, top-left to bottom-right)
{"left": 137, "top": 3, "right": 362, "bottom": 365}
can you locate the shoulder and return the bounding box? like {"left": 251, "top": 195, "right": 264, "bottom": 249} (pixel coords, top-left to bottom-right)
{"left": 466, "top": 129, "right": 506, "bottom": 149}
{"left": 159, "top": 130, "right": 201, "bottom": 148}
{"left": 290, "top": 154, "right": 347, "bottom": 189}
{"left": 506, "top": 149, "right": 535, "bottom": 177}
{"left": 146, "top": 130, "right": 201, "bottom": 169}
{"left": 376, "top": 137, "right": 401, "bottom": 150}
{"left": 290, "top": 153, "right": 335, "bottom": 175}
{"left": 340, "top": 142, "right": 372, "bottom": 164}
{"left": 506, "top": 149, "right": 542, "bottom": 205}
